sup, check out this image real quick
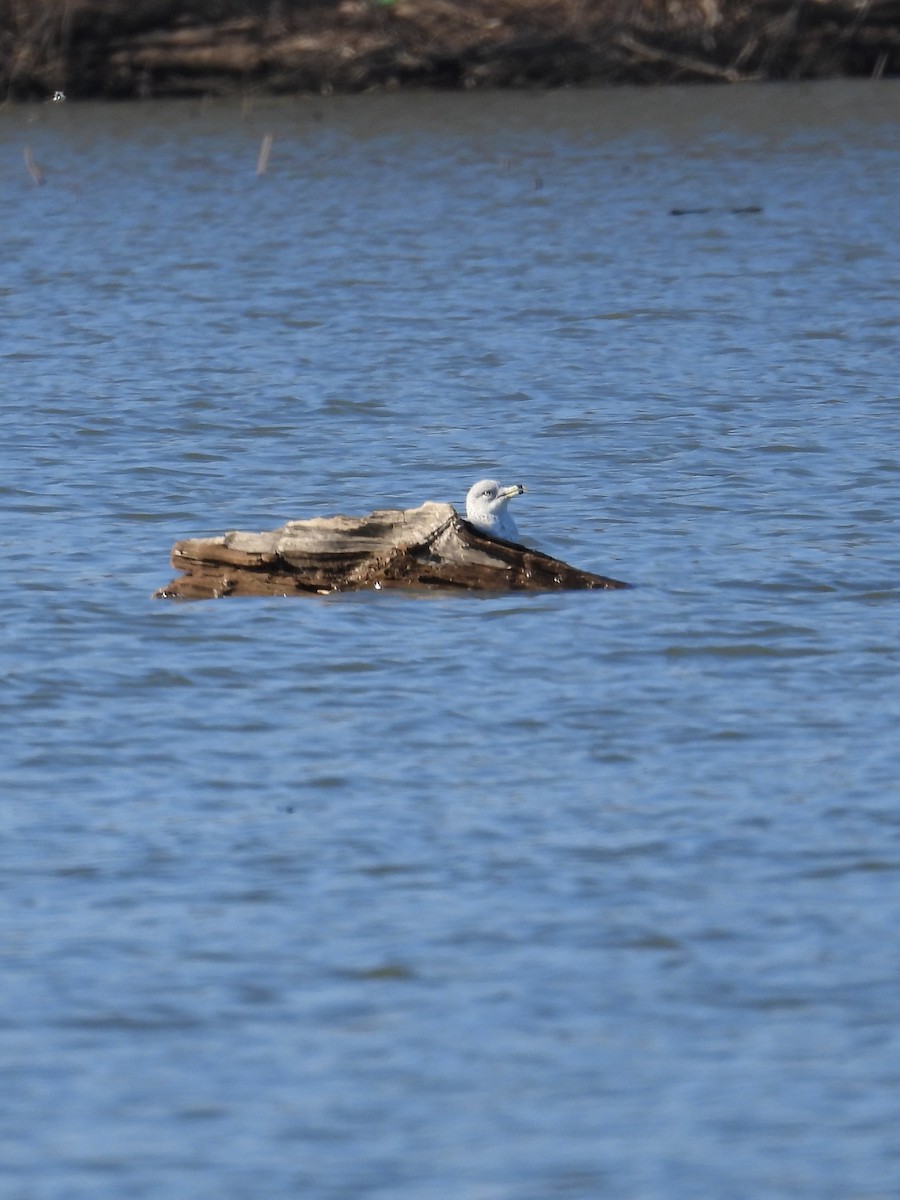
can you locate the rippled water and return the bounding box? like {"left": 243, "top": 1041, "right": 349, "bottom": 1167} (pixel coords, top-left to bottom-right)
{"left": 3, "top": 82, "right": 900, "bottom": 1199}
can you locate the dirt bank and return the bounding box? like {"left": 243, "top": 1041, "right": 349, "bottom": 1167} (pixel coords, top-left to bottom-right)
{"left": 3, "top": 0, "right": 899, "bottom": 100}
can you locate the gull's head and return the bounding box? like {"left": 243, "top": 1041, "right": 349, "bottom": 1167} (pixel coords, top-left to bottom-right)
{"left": 465, "top": 478, "right": 526, "bottom": 540}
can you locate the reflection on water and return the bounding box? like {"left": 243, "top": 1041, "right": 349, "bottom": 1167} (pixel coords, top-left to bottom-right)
{"left": 2, "top": 81, "right": 900, "bottom": 1200}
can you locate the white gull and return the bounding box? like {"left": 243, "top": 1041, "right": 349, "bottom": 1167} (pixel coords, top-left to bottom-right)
{"left": 465, "top": 479, "right": 526, "bottom": 541}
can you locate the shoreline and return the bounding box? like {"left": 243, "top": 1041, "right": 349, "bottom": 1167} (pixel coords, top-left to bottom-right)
{"left": 3, "top": 0, "right": 900, "bottom": 101}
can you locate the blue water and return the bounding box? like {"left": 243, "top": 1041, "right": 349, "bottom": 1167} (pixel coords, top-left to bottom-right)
{"left": 3, "top": 82, "right": 900, "bottom": 1199}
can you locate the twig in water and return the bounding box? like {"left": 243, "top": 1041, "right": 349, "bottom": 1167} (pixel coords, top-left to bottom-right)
{"left": 256, "top": 132, "right": 273, "bottom": 177}
{"left": 23, "top": 146, "right": 44, "bottom": 185}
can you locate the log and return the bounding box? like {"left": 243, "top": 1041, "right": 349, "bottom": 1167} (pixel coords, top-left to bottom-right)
{"left": 154, "top": 501, "right": 629, "bottom": 599}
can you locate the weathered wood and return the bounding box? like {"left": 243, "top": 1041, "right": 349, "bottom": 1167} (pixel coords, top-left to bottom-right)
{"left": 154, "top": 501, "right": 629, "bottom": 599}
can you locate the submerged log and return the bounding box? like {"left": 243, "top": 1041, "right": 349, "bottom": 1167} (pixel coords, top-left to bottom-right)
{"left": 154, "top": 501, "right": 628, "bottom": 600}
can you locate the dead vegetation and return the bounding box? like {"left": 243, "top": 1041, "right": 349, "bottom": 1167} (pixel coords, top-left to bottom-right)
{"left": 2, "top": 0, "right": 899, "bottom": 98}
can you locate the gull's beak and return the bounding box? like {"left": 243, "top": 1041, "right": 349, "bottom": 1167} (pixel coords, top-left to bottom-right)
{"left": 500, "top": 484, "right": 525, "bottom": 500}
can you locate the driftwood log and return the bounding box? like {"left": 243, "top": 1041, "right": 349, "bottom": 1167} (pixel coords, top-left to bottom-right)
{"left": 154, "top": 501, "right": 628, "bottom": 599}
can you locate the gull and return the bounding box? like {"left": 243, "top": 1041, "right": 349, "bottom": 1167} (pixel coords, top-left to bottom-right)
{"left": 465, "top": 479, "right": 526, "bottom": 542}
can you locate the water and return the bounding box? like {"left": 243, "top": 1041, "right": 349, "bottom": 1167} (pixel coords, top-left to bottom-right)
{"left": 3, "top": 81, "right": 900, "bottom": 1199}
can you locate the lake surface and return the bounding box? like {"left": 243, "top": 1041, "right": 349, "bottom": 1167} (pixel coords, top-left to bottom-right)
{"left": 2, "top": 81, "right": 900, "bottom": 1199}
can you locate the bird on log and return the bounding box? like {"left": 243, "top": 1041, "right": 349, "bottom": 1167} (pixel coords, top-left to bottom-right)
{"left": 465, "top": 478, "right": 525, "bottom": 541}
{"left": 154, "top": 481, "right": 629, "bottom": 600}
